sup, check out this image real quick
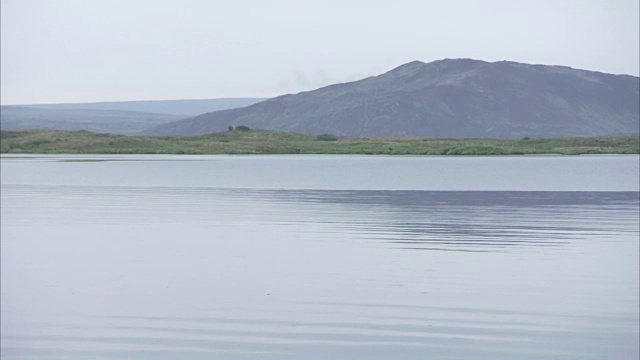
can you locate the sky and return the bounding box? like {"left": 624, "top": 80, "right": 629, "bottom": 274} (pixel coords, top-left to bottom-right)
{"left": 1, "top": 0, "right": 639, "bottom": 105}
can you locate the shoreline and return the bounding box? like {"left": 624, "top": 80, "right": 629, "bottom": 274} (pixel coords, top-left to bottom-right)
{"left": 2, "top": 129, "right": 638, "bottom": 156}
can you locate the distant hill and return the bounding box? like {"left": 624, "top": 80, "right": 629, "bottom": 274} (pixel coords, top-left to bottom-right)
{"left": 15, "top": 98, "right": 267, "bottom": 116}
{"left": 1, "top": 98, "right": 267, "bottom": 135}
{"left": 144, "top": 59, "right": 640, "bottom": 138}
{"left": 0, "top": 106, "right": 185, "bottom": 135}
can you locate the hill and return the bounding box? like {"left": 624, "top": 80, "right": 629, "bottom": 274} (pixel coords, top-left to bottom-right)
{"left": 0, "top": 106, "right": 185, "bottom": 135}
{"left": 144, "top": 59, "right": 640, "bottom": 138}
{"left": 13, "top": 97, "right": 266, "bottom": 116}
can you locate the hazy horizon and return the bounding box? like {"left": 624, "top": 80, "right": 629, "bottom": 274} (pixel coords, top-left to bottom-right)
{"left": 1, "top": 97, "right": 267, "bottom": 107}
{"left": 2, "top": 0, "right": 639, "bottom": 105}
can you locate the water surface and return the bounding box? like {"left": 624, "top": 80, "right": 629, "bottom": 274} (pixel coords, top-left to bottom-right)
{"left": 1, "top": 155, "right": 639, "bottom": 359}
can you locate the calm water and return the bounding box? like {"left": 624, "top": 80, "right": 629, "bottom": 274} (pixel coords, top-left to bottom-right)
{"left": 1, "top": 155, "right": 639, "bottom": 359}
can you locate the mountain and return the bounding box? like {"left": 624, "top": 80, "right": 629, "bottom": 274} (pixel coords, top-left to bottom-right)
{"left": 144, "top": 59, "right": 640, "bottom": 138}
{"left": 16, "top": 98, "right": 267, "bottom": 116}
{"left": 0, "top": 106, "right": 185, "bottom": 135}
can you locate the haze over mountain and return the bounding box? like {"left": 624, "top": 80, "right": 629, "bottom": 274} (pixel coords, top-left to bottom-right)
{"left": 10, "top": 98, "right": 266, "bottom": 116}
{"left": 1, "top": 98, "right": 266, "bottom": 135}
{"left": 0, "top": 106, "right": 185, "bottom": 135}
{"left": 145, "top": 59, "right": 640, "bottom": 139}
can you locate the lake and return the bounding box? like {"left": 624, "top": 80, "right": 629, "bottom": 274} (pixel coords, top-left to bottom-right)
{"left": 1, "top": 154, "right": 639, "bottom": 359}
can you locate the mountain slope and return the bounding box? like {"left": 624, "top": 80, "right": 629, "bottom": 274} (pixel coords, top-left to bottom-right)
{"left": 144, "top": 59, "right": 640, "bottom": 138}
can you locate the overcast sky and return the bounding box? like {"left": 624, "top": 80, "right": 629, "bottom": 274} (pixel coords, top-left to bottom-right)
{"left": 1, "top": 0, "right": 638, "bottom": 105}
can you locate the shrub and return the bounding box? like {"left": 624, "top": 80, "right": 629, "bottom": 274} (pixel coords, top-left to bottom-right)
{"left": 235, "top": 125, "right": 251, "bottom": 131}
{"left": 227, "top": 125, "right": 234, "bottom": 131}
{"left": 315, "top": 133, "right": 338, "bottom": 141}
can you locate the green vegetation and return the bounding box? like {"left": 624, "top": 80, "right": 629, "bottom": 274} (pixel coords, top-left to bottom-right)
{"left": 1, "top": 129, "right": 638, "bottom": 155}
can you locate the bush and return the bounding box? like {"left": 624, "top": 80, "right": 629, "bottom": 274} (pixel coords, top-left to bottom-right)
{"left": 235, "top": 125, "right": 251, "bottom": 131}
{"left": 315, "top": 133, "right": 338, "bottom": 141}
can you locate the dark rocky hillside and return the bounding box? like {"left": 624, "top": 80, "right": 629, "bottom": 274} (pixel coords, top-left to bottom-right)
{"left": 145, "top": 59, "right": 640, "bottom": 138}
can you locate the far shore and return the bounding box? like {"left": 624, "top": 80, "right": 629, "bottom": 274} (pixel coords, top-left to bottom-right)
{"left": 1, "top": 129, "right": 638, "bottom": 156}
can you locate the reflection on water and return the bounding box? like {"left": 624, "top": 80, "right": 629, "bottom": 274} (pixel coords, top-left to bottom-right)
{"left": 3, "top": 185, "right": 638, "bottom": 253}
{"left": 1, "top": 156, "right": 639, "bottom": 359}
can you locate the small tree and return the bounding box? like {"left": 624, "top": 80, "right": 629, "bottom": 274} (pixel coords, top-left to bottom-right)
{"left": 227, "top": 125, "right": 234, "bottom": 131}
{"left": 315, "top": 133, "right": 338, "bottom": 141}
{"left": 236, "top": 125, "right": 251, "bottom": 131}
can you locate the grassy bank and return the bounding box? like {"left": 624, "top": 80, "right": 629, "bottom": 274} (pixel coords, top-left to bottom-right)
{"left": 1, "top": 129, "right": 638, "bottom": 155}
